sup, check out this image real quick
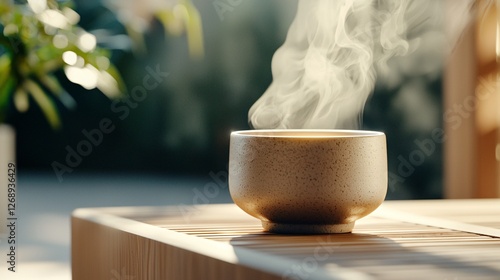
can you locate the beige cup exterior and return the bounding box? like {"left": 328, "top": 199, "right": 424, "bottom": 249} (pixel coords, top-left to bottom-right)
{"left": 229, "top": 129, "right": 387, "bottom": 234}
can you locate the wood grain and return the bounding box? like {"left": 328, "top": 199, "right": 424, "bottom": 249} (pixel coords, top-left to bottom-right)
{"left": 72, "top": 200, "right": 500, "bottom": 279}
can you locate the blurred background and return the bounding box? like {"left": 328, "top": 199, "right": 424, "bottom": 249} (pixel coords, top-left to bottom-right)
{"left": 4, "top": 0, "right": 455, "bottom": 199}
{"left": 8, "top": 0, "right": 297, "bottom": 178}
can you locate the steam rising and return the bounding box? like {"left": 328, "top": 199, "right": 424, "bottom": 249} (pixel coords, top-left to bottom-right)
{"left": 249, "top": 0, "right": 419, "bottom": 129}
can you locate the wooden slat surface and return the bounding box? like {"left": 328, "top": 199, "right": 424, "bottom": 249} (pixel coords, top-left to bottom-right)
{"left": 72, "top": 200, "right": 500, "bottom": 280}
{"left": 378, "top": 199, "right": 500, "bottom": 229}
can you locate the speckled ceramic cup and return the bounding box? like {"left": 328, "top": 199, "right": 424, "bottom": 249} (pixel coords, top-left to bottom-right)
{"left": 229, "top": 129, "right": 387, "bottom": 234}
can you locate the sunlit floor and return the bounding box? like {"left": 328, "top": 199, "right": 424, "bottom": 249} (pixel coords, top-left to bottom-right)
{"left": 0, "top": 172, "right": 232, "bottom": 280}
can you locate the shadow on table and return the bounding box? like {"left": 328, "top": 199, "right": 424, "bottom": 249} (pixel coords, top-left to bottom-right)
{"left": 229, "top": 232, "right": 500, "bottom": 279}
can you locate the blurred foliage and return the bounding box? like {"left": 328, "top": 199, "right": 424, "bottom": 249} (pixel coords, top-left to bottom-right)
{"left": 105, "top": 0, "right": 203, "bottom": 57}
{"left": 0, "top": 0, "right": 203, "bottom": 129}
{"left": 0, "top": 0, "right": 126, "bottom": 128}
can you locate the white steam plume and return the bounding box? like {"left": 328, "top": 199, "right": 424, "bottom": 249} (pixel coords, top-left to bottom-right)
{"left": 249, "top": 0, "right": 477, "bottom": 129}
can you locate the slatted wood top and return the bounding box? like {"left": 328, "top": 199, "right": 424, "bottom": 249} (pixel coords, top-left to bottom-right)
{"left": 72, "top": 199, "right": 500, "bottom": 280}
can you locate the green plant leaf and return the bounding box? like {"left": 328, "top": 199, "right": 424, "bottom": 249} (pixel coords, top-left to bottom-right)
{"left": 13, "top": 86, "right": 29, "bottom": 112}
{"left": 24, "top": 79, "right": 61, "bottom": 129}
{"left": 182, "top": 0, "right": 204, "bottom": 58}
{"left": 40, "top": 58, "right": 64, "bottom": 74}
{"left": 39, "top": 74, "right": 76, "bottom": 109}
{"left": 105, "top": 64, "right": 127, "bottom": 94}
{"left": 155, "top": 9, "right": 182, "bottom": 36}
{"left": 155, "top": 0, "right": 204, "bottom": 58}
{"left": 0, "top": 75, "right": 15, "bottom": 112}
{"left": 0, "top": 53, "right": 12, "bottom": 90}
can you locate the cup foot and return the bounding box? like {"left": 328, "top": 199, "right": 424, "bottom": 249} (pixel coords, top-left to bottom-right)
{"left": 261, "top": 221, "right": 355, "bottom": 234}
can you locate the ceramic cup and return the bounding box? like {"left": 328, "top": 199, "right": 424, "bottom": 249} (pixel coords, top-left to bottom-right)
{"left": 229, "top": 129, "right": 387, "bottom": 234}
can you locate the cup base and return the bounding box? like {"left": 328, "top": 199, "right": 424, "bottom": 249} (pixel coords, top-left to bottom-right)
{"left": 261, "top": 221, "right": 355, "bottom": 234}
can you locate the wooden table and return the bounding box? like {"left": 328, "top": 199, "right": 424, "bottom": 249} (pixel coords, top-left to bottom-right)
{"left": 72, "top": 199, "right": 500, "bottom": 279}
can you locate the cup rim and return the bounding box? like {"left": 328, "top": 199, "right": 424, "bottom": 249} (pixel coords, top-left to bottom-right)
{"left": 231, "top": 129, "right": 385, "bottom": 138}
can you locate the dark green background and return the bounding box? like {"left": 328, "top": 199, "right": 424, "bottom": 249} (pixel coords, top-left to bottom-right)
{"left": 6, "top": 0, "right": 443, "bottom": 199}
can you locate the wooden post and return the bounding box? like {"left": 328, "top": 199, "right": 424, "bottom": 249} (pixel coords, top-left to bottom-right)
{"left": 444, "top": 0, "right": 478, "bottom": 198}
{"left": 444, "top": 0, "right": 500, "bottom": 198}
